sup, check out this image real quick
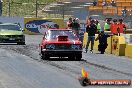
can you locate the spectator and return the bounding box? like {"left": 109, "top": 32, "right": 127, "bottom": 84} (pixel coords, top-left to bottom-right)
{"left": 104, "top": 19, "right": 111, "bottom": 31}
{"left": 85, "top": 19, "right": 97, "bottom": 53}
{"left": 110, "top": 19, "right": 119, "bottom": 35}
{"left": 54, "top": 24, "right": 59, "bottom": 29}
{"left": 111, "top": 0, "right": 116, "bottom": 7}
{"left": 122, "top": 6, "right": 127, "bottom": 17}
{"left": 86, "top": 16, "right": 92, "bottom": 26}
{"left": 93, "top": 0, "right": 97, "bottom": 6}
{"left": 67, "top": 17, "right": 73, "bottom": 29}
{"left": 72, "top": 18, "right": 80, "bottom": 37}
{"left": 76, "top": 18, "right": 80, "bottom": 24}
{"left": 95, "top": 31, "right": 112, "bottom": 54}
{"left": 95, "top": 20, "right": 101, "bottom": 33}
{"left": 117, "top": 19, "right": 126, "bottom": 34}
{"left": 102, "top": 0, "right": 108, "bottom": 6}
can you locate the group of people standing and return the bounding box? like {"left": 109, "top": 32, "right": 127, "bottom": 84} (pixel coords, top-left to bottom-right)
{"left": 93, "top": 0, "right": 116, "bottom": 7}
{"left": 67, "top": 17, "right": 126, "bottom": 54}
{"left": 67, "top": 17, "right": 80, "bottom": 37}
{"left": 85, "top": 17, "right": 126, "bottom": 54}
{"left": 104, "top": 18, "right": 126, "bottom": 35}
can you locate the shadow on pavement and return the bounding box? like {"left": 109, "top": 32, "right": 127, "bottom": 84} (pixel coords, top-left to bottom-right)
{"left": 42, "top": 57, "right": 82, "bottom": 61}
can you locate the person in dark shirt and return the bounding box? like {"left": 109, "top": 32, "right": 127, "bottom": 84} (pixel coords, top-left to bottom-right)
{"left": 122, "top": 6, "right": 127, "bottom": 17}
{"left": 111, "top": 0, "right": 116, "bottom": 7}
{"left": 95, "top": 31, "right": 112, "bottom": 54}
{"left": 72, "top": 18, "right": 80, "bottom": 37}
{"left": 85, "top": 19, "right": 97, "bottom": 53}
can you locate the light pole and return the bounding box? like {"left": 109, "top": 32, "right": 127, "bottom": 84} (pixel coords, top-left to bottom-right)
{"left": 62, "top": 6, "right": 65, "bottom": 20}
{"left": 130, "top": 14, "right": 132, "bottom": 28}
{"left": 8, "top": 0, "right": 11, "bottom": 16}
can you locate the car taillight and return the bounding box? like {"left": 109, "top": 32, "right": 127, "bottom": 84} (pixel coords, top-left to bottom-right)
{"left": 57, "top": 36, "right": 68, "bottom": 41}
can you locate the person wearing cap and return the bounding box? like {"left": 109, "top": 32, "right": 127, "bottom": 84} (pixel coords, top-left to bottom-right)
{"left": 85, "top": 19, "right": 97, "bottom": 53}
{"left": 117, "top": 19, "right": 126, "bottom": 34}
{"left": 110, "top": 19, "right": 119, "bottom": 35}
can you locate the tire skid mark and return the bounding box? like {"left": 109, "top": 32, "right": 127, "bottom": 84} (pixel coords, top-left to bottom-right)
{"left": 0, "top": 45, "right": 39, "bottom": 60}
{"left": 0, "top": 45, "right": 81, "bottom": 76}
{"left": 42, "top": 61, "right": 81, "bottom": 75}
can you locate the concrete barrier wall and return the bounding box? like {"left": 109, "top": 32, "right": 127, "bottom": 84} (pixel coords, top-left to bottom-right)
{"left": 111, "top": 36, "right": 126, "bottom": 56}
{"left": 105, "top": 36, "right": 112, "bottom": 54}
{"left": 83, "top": 32, "right": 128, "bottom": 56}
{"left": 125, "top": 44, "right": 132, "bottom": 58}
{"left": 82, "top": 33, "right": 88, "bottom": 48}
{"left": 83, "top": 33, "right": 112, "bottom": 53}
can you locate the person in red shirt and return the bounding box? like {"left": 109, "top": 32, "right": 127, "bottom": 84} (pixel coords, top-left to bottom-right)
{"left": 117, "top": 19, "right": 126, "bottom": 34}
{"left": 110, "top": 19, "right": 119, "bottom": 35}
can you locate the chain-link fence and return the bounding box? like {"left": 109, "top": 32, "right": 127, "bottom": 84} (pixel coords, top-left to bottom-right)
{"left": 2, "top": 0, "right": 86, "bottom": 19}
{"left": 2, "top": 0, "right": 59, "bottom": 17}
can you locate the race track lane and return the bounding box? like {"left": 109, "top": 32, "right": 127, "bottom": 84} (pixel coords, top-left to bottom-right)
{"left": 0, "top": 35, "right": 131, "bottom": 88}
{"left": 0, "top": 49, "right": 83, "bottom": 88}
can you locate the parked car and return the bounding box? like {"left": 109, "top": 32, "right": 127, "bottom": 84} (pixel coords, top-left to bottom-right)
{"left": 0, "top": 23, "right": 25, "bottom": 45}
{"left": 39, "top": 29, "right": 82, "bottom": 60}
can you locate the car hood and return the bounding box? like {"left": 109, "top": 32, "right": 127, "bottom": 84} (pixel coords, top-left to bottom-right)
{"left": 45, "top": 39, "right": 82, "bottom": 44}
{"left": 0, "top": 29, "right": 23, "bottom": 35}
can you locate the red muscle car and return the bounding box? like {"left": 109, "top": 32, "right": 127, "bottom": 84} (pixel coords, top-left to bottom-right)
{"left": 39, "top": 29, "right": 82, "bottom": 60}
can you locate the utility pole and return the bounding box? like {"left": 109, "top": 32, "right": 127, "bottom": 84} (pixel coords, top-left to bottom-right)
{"left": 35, "top": 0, "right": 38, "bottom": 18}
{"left": 62, "top": 6, "right": 64, "bottom": 20}
{"left": 8, "top": 0, "right": 11, "bottom": 16}
{"left": 130, "top": 14, "right": 132, "bottom": 28}
{"left": 0, "top": 0, "right": 3, "bottom": 16}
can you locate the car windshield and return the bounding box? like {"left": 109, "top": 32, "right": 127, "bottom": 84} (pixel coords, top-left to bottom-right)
{"left": 0, "top": 24, "right": 21, "bottom": 31}
{"left": 49, "top": 30, "right": 78, "bottom": 40}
